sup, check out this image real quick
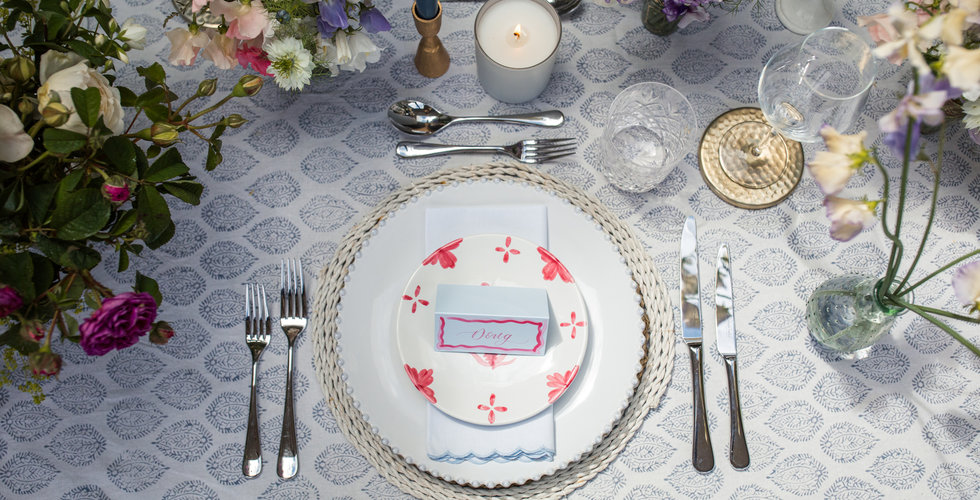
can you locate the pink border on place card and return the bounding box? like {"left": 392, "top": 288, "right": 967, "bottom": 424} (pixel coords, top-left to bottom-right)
{"left": 436, "top": 317, "right": 545, "bottom": 353}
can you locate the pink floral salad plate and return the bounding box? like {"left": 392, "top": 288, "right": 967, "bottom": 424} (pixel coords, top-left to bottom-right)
{"left": 396, "top": 233, "right": 589, "bottom": 426}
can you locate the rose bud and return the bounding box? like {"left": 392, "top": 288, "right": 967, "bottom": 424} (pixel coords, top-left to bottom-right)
{"left": 0, "top": 285, "right": 23, "bottom": 317}
{"left": 8, "top": 56, "right": 35, "bottom": 83}
{"left": 42, "top": 101, "right": 71, "bottom": 127}
{"left": 102, "top": 175, "right": 130, "bottom": 203}
{"left": 149, "top": 321, "right": 175, "bottom": 345}
{"left": 20, "top": 320, "right": 45, "bottom": 343}
{"left": 29, "top": 350, "right": 62, "bottom": 377}
{"left": 197, "top": 79, "right": 217, "bottom": 97}
{"left": 233, "top": 75, "right": 263, "bottom": 97}
{"left": 150, "top": 122, "right": 180, "bottom": 146}
{"left": 225, "top": 114, "right": 247, "bottom": 128}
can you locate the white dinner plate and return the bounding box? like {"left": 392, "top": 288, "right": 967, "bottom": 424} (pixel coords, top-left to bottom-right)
{"left": 396, "top": 234, "right": 589, "bottom": 426}
{"left": 335, "top": 179, "right": 645, "bottom": 487}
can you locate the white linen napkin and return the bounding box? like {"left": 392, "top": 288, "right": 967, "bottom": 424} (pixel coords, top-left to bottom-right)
{"left": 424, "top": 205, "right": 555, "bottom": 464}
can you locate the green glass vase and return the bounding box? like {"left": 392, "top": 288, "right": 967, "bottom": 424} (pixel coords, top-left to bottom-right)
{"left": 642, "top": 0, "right": 680, "bottom": 36}
{"left": 805, "top": 274, "right": 907, "bottom": 359}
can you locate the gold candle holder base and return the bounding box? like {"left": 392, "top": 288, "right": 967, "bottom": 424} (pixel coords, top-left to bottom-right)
{"left": 413, "top": 2, "right": 450, "bottom": 78}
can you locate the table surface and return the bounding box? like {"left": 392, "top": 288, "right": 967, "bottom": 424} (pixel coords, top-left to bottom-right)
{"left": 4, "top": 0, "right": 980, "bottom": 498}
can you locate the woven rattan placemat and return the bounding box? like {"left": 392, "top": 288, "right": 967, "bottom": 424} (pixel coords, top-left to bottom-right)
{"left": 310, "top": 162, "right": 674, "bottom": 499}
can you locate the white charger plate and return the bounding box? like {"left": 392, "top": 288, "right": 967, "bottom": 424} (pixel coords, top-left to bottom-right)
{"left": 396, "top": 234, "right": 589, "bottom": 426}
{"left": 335, "top": 179, "right": 645, "bottom": 487}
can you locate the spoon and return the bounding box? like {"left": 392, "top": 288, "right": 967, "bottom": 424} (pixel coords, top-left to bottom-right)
{"left": 547, "top": 0, "right": 582, "bottom": 16}
{"left": 388, "top": 99, "right": 565, "bottom": 135}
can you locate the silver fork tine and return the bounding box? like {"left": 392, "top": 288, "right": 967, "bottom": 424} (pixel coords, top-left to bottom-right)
{"left": 529, "top": 138, "right": 576, "bottom": 146}
{"left": 260, "top": 285, "right": 270, "bottom": 339}
{"left": 243, "top": 282, "right": 270, "bottom": 478}
{"left": 298, "top": 260, "right": 308, "bottom": 318}
{"left": 531, "top": 151, "right": 577, "bottom": 163}
{"left": 245, "top": 284, "right": 252, "bottom": 337}
{"left": 527, "top": 146, "right": 577, "bottom": 156}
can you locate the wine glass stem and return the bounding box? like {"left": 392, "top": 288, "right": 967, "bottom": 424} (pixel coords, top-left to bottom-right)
{"left": 750, "top": 129, "right": 778, "bottom": 157}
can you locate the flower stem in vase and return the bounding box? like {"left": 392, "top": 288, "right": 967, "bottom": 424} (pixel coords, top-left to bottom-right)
{"left": 643, "top": 0, "right": 681, "bottom": 36}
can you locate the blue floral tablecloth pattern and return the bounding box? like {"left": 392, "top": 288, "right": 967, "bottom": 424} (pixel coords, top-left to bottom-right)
{"left": 1, "top": 0, "right": 978, "bottom": 498}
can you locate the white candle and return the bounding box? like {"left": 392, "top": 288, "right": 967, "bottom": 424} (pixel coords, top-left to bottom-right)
{"left": 474, "top": 0, "right": 561, "bottom": 103}
{"left": 476, "top": 0, "right": 559, "bottom": 69}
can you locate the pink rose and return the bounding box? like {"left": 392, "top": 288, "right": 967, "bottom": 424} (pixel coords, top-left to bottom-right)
{"left": 79, "top": 292, "right": 158, "bottom": 356}
{"left": 0, "top": 286, "right": 23, "bottom": 317}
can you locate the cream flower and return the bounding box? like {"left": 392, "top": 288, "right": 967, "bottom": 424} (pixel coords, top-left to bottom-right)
{"left": 338, "top": 31, "right": 381, "bottom": 73}
{"left": 166, "top": 28, "right": 210, "bottom": 66}
{"left": 39, "top": 50, "right": 85, "bottom": 84}
{"left": 264, "top": 37, "right": 313, "bottom": 91}
{"left": 0, "top": 105, "right": 33, "bottom": 163}
{"left": 333, "top": 30, "right": 352, "bottom": 67}
{"left": 824, "top": 197, "right": 878, "bottom": 242}
{"left": 872, "top": 3, "right": 943, "bottom": 73}
{"left": 203, "top": 33, "right": 238, "bottom": 70}
{"left": 807, "top": 126, "right": 868, "bottom": 196}
{"left": 120, "top": 18, "right": 148, "bottom": 50}
{"left": 953, "top": 261, "right": 980, "bottom": 313}
{"left": 945, "top": 46, "right": 980, "bottom": 99}
{"left": 962, "top": 99, "right": 980, "bottom": 129}
{"left": 36, "top": 62, "right": 125, "bottom": 135}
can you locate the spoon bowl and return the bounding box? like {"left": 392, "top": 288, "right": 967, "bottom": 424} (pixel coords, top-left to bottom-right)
{"left": 388, "top": 99, "right": 565, "bottom": 135}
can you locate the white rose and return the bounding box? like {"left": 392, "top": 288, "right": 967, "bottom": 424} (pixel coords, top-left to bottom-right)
{"left": 120, "top": 18, "right": 148, "bottom": 50}
{"left": 0, "top": 104, "right": 33, "bottom": 163}
{"left": 39, "top": 50, "right": 85, "bottom": 84}
{"left": 37, "top": 62, "right": 125, "bottom": 135}
{"left": 339, "top": 31, "right": 380, "bottom": 73}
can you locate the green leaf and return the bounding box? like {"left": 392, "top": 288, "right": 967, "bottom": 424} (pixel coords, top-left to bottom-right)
{"left": 0, "top": 253, "right": 36, "bottom": 301}
{"left": 63, "top": 314, "right": 79, "bottom": 337}
{"left": 70, "top": 87, "right": 101, "bottom": 128}
{"left": 26, "top": 182, "right": 57, "bottom": 226}
{"left": 49, "top": 188, "right": 111, "bottom": 240}
{"left": 101, "top": 136, "right": 137, "bottom": 175}
{"left": 108, "top": 209, "right": 138, "bottom": 236}
{"left": 135, "top": 185, "right": 171, "bottom": 242}
{"left": 134, "top": 142, "right": 149, "bottom": 178}
{"left": 83, "top": 291, "right": 101, "bottom": 311}
{"left": 0, "top": 219, "right": 19, "bottom": 237}
{"left": 117, "top": 247, "right": 129, "bottom": 272}
{"left": 0, "top": 326, "right": 39, "bottom": 356}
{"left": 61, "top": 169, "right": 84, "bottom": 192}
{"left": 35, "top": 235, "right": 101, "bottom": 270}
{"left": 144, "top": 148, "right": 187, "bottom": 182}
{"left": 206, "top": 140, "right": 223, "bottom": 171}
{"left": 65, "top": 40, "right": 101, "bottom": 59}
{"left": 119, "top": 86, "right": 138, "bottom": 107}
{"left": 160, "top": 180, "right": 203, "bottom": 205}
{"left": 0, "top": 181, "right": 25, "bottom": 215}
{"left": 146, "top": 144, "right": 161, "bottom": 159}
{"left": 28, "top": 253, "right": 55, "bottom": 300}
{"left": 134, "top": 272, "right": 162, "bottom": 304}
{"left": 43, "top": 128, "right": 87, "bottom": 154}
{"left": 145, "top": 220, "right": 175, "bottom": 250}
{"left": 137, "top": 63, "right": 166, "bottom": 89}
{"left": 45, "top": 13, "right": 70, "bottom": 39}
{"left": 143, "top": 104, "right": 169, "bottom": 123}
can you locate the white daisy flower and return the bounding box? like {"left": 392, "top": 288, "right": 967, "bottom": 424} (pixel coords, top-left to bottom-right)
{"left": 264, "top": 37, "right": 314, "bottom": 91}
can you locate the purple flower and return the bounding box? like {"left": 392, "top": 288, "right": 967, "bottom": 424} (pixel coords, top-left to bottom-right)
{"left": 359, "top": 7, "right": 390, "bottom": 33}
{"left": 317, "top": 0, "right": 349, "bottom": 37}
{"left": 879, "top": 74, "right": 958, "bottom": 155}
{"left": 0, "top": 286, "right": 22, "bottom": 317}
{"left": 661, "top": 0, "right": 719, "bottom": 28}
{"left": 79, "top": 292, "right": 158, "bottom": 356}
{"left": 970, "top": 127, "right": 980, "bottom": 145}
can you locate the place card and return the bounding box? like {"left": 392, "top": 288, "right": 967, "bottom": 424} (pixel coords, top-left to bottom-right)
{"left": 434, "top": 284, "right": 549, "bottom": 355}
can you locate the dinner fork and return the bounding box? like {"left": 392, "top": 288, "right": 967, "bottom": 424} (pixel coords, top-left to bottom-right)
{"left": 278, "top": 259, "right": 307, "bottom": 479}
{"left": 243, "top": 284, "right": 270, "bottom": 478}
{"left": 395, "top": 138, "right": 576, "bottom": 164}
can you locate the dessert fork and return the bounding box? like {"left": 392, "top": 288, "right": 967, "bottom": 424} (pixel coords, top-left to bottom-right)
{"left": 243, "top": 283, "right": 270, "bottom": 478}
{"left": 395, "top": 138, "right": 576, "bottom": 164}
{"left": 278, "top": 259, "right": 307, "bottom": 479}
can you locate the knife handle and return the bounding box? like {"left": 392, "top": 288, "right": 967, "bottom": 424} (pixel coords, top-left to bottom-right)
{"left": 688, "top": 343, "right": 714, "bottom": 472}
{"left": 724, "top": 355, "right": 750, "bottom": 470}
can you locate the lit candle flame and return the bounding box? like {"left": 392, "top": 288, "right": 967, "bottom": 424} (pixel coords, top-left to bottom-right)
{"left": 514, "top": 24, "right": 524, "bottom": 40}
{"left": 508, "top": 24, "right": 528, "bottom": 48}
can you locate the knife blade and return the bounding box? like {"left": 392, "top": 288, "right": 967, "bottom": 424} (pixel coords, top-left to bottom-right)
{"left": 715, "top": 243, "right": 749, "bottom": 470}
{"left": 680, "top": 216, "right": 714, "bottom": 473}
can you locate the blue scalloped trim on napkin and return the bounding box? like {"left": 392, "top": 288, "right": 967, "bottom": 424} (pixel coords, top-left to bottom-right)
{"left": 428, "top": 447, "right": 555, "bottom": 464}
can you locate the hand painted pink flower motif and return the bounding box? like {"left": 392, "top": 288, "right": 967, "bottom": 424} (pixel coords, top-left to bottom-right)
{"left": 477, "top": 393, "right": 507, "bottom": 424}
{"left": 538, "top": 247, "right": 574, "bottom": 283}
{"left": 470, "top": 353, "right": 515, "bottom": 369}
{"left": 547, "top": 365, "right": 580, "bottom": 403}
{"left": 494, "top": 236, "right": 520, "bottom": 263}
{"left": 404, "top": 364, "right": 436, "bottom": 403}
{"left": 423, "top": 238, "right": 462, "bottom": 269}
{"left": 559, "top": 311, "right": 586, "bottom": 339}
{"left": 402, "top": 285, "right": 429, "bottom": 313}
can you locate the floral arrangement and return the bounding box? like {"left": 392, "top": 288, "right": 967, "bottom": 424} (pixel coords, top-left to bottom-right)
{"left": 1, "top": 0, "right": 261, "bottom": 398}
{"left": 659, "top": 0, "right": 724, "bottom": 28}
{"left": 808, "top": 0, "right": 980, "bottom": 355}
{"left": 169, "top": 0, "right": 390, "bottom": 91}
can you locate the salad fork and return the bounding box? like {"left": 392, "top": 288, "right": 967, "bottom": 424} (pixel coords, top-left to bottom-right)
{"left": 243, "top": 284, "right": 270, "bottom": 478}
{"left": 278, "top": 259, "right": 308, "bottom": 479}
{"left": 395, "top": 138, "right": 577, "bottom": 164}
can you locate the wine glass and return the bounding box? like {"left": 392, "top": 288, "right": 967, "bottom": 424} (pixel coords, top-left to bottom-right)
{"left": 714, "top": 27, "right": 878, "bottom": 191}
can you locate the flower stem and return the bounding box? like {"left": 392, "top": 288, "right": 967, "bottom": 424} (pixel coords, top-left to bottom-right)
{"left": 185, "top": 94, "right": 235, "bottom": 123}
{"left": 896, "top": 121, "right": 945, "bottom": 293}
{"left": 884, "top": 72, "right": 920, "bottom": 290}
{"left": 898, "top": 249, "right": 980, "bottom": 297}
{"left": 19, "top": 151, "right": 52, "bottom": 171}
{"left": 870, "top": 155, "right": 900, "bottom": 244}
{"left": 892, "top": 297, "right": 980, "bottom": 357}
{"left": 899, "top": 303, "right": 980, "bottom": 324}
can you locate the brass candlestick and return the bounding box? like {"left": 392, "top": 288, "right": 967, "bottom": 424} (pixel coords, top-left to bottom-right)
{"left": 413, "top": 1, "right": 450, "bottom": 78}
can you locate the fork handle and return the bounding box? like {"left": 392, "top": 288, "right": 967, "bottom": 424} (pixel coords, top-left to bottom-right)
{"left": 396, "top": 141, "right": 506, "bottom": 158}
{"left": 243, "top": 359, "right": 262, "bottom": 477}
{"left": 278, "top": 342, "right": 299, "bottom": 479}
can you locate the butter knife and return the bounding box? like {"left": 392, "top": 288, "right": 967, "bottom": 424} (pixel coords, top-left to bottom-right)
{"left": 716, "top": 243, "right": 749, "bottom": 470}
{"left": 680, "top": 216, "right": 714, "bottom": 472}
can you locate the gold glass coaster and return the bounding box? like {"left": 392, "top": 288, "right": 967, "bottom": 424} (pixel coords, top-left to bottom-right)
{"left": 698, "top": 107, "right": 804, "bottom": 210}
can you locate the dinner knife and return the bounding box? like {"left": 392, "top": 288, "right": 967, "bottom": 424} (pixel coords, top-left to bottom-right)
{"left": 715, "top": 243, "right": 749, "bottom": 470}
{"left": 680, "top": 216, "right": 714, "bottom": 472}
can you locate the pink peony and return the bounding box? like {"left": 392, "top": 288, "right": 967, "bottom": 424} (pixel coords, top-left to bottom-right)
{"left": 79, "top": 292, "right": 158, "bottom": 356}
{"left": 0, "top": 286, "right": 22, "bottom": 317}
